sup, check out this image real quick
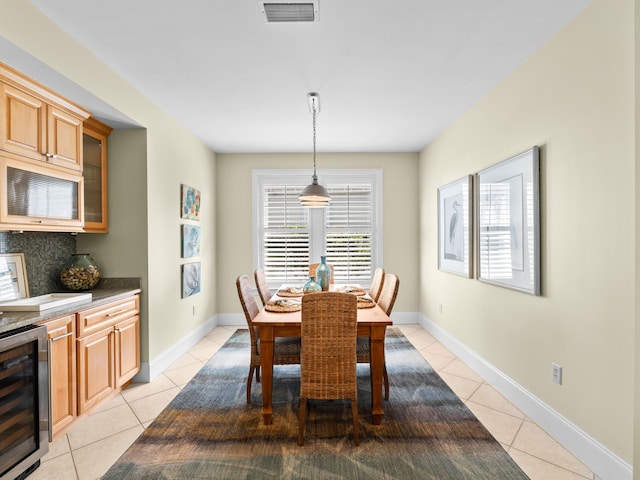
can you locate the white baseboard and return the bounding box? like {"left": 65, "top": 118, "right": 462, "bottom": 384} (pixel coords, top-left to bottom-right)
{"left": 418, "top": 314, "right": 632, "bottom": 480}
{"left": 134, "top": 314, "right": 219, "bottom": 383}
{"left": 387, "top": 311, "right": 421, "bottom": 325}
{"left": 215, "top": 313, "right": 245, "bottom": 327}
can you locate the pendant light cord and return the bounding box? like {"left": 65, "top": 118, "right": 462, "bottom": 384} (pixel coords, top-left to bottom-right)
{"left": 312, "top": 100, "right": 318, "bottom": 179}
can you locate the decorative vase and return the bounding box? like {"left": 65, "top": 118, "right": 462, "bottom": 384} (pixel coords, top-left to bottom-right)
{"left": 316, "top": 255, "right": 331, "bottom": 292}
{"left": 303, "top": 276, "right": 321, "bottom": 294}
{"left": 60, "top": 253, "right": 101, "bottom": 291}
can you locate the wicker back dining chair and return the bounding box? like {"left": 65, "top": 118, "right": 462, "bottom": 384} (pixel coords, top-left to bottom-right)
{"left": 236, "top": 275, "right": 301, "bottom": 404}
{"left": 254, "top": 268, "right": 272, "bottom": 307}
{"left": 309, "top": 263, "right": 335, "bottom": 285}
{"left": 298, "top": 292, "right": 359, "bottom": 446}
{"left": 368, "top": 267, "right": 385, "bottom": 302}
{"left": 356, "top": 273, "right": 399, "bottom": 401}
{"left": 377, "top": 273, "right": 400, "bottom": 316}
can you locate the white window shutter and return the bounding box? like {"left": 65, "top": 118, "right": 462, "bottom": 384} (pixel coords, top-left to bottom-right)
{"left": 325, "top": 184, "right": 373, "bottom": 283}
{"left": 262, "top": 185, "right": 310, "bottom": 283}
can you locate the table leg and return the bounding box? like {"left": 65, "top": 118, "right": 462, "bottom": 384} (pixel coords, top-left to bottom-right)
{"left": 259, "top": 326, "right": 274, "bottom": 425}
{"left": 369, "top": 325, "right": 386, "bottom": 425}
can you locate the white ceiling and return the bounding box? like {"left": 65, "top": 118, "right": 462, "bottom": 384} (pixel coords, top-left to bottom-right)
{"left": 20, "top": 0, "right": 591, "bottom": 153}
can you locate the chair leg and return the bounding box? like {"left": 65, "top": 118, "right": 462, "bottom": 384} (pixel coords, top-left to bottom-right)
{"left": 247, "top": 366, "right": 256, "bottom": 404}
{"left": 383, "top": 364, "right": 389, "bottom": 401}
{"left": 298, "top": 398, "right": 307, "bottom": 446}
{"left": 351, "top": 399, "right": 360, "bottom": 446}
{"left": 256, "top": 365, "right": 261, "bottom": 383}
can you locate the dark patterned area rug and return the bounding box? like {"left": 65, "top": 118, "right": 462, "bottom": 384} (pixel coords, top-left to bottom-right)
{"left": 103, "top": 328, "right": 529, "bottom": 479}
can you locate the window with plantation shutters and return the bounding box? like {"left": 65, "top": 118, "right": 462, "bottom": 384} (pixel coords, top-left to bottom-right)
{"left": 254, "top": 169, "right": 382, "bottom": 287}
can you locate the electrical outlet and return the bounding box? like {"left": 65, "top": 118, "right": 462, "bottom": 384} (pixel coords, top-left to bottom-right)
{"left": 552, "top": 363, "right": 562, "bottom": 385}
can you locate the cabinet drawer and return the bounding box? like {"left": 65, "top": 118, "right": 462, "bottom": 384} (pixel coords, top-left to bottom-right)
{"left": 77, "top": 295, "right": 139, "bottom": 338}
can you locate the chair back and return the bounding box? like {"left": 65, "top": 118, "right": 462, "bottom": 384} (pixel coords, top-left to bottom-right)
{"left": 300, "top": 292, "right": 358, "bottom": 400}
{"left": 368, "top": 267, "right": 385, "bottom": 302}
{"left": 309, "top": 263, "right": 335, "bottom": 284}
{"left": 377, "top": 273, "right": 399, "bottom": 316}
{"left": 254, "top": 268, "right": 272, "bottom": 306}
{"left": 236, "top": 275, "right": 260, "bottom": 352}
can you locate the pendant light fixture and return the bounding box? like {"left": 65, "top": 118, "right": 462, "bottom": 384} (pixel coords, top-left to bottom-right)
{"left": 299, "top": 92, "right": 331, "bottom": 208}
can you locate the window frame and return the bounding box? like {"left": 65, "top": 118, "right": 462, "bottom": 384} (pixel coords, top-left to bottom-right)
{"left": 253, "top": 168, "right": 383, "bottom": 287}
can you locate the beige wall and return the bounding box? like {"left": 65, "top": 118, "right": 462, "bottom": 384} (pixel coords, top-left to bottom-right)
{"left": 0, "top": 1, "right": 218, "bottom": 363}
{"left": 77, "top": 129, "right": 150, "bottom": 360}
{"left": 216, "top": 153, "right": 419, "bottom": 315}
{"left": 420, "top": 0, "right": 634, "bottom": 462}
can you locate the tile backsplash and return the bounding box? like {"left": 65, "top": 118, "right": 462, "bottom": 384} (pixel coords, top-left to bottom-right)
{"left": 0, "top": 232, "right": 76, "bottom": 296}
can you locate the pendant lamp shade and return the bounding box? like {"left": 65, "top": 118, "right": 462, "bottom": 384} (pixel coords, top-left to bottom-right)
{"left": 300, "top": 175, "right": 330, "bottom": 208}
{"left": 300, "top": 92, "right": 330, "bottom": 208}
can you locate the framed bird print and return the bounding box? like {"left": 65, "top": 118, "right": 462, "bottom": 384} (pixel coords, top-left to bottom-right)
{"left": 438, "top": 175, "right": 473, "bottom": 277}
{"left": 475, "top": 146, "right": 540, "bottom": 295}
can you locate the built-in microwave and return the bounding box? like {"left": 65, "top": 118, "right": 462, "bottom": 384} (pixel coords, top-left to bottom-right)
{"left": 0, "top": 156, "right": 84, "bottom": 232}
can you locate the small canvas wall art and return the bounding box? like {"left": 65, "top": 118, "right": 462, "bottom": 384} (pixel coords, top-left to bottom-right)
{"left": 181, "top": 184, "right": 201, "bottom": 221}
{"left": 181, "top": 225, "right": 201, "bottom": 258}
{"left": 182, "top": 262, "right": 201, "bottom": 298}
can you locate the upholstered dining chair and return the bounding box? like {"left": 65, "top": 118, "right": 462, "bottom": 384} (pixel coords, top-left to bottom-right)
{"left": 356, "top": 273, "right": 400, "bottom": 401}
{"left": 254, "top": 268, "right": 272, "bottom": 307}
{"left": 236, "top": 275, "right": 301, "bottom": 404}
{"left": 368, "top": 267, "right": 385, "bottom": 302}
{"left": 298, "top": 292, "right": 359, "bottom": 446}
{"left": 309, "top": 263, "right": 335, "bottom": 285}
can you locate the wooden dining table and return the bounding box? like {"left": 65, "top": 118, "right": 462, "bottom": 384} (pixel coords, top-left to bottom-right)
{"left": 252, "top": 286, "right": 393, "bottom": 426}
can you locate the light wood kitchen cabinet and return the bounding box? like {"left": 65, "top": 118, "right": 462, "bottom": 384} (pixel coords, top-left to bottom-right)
{"left": 36, "top": 293, "right": 140, "bottom": 439}
{"left": 37, "top": 314, "right": 77, "bottom": 442}
{"left": 76, "top": 295, "right": 140, "bottom": 414}
{"left": 0, "top": 62, "right": 89, "bottom": 172}
{"left": 83, "top": 117, "right": 112, "bottom": 233}
{"left": 0, "top": 62, "right": 90, "bottom": 232}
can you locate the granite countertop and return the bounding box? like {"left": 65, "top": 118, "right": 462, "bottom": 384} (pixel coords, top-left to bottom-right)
{"left": 0, "top": 278, "right": 141, "bottom": 334}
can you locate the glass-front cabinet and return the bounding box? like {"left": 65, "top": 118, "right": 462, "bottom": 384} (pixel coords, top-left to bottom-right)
{"left": 82, "top": 117, "right": 112, "bottom": 233}
{"left": 0, "top": 156, "right": 84, "bottom": 232}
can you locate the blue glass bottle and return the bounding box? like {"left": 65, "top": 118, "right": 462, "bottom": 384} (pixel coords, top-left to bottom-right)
{"left": 316, "top": 255, "right": 331, "bottom": 292}
{"left": 303, "top": 276, "right": 321, "bottom": 294}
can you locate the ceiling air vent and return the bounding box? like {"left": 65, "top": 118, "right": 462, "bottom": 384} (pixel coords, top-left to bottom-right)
{"left": 258, "top": 1, "right": 319, "bottom": 23}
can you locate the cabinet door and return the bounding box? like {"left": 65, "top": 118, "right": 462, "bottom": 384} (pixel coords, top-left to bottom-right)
{"left": 39, "top": 314, "right": 76, "bottom": 441}
{"left": 0, "top": 83, "right": 47, "bottom": 161}
{"left": 77, "top": 327, "right": 115, "bottom": 415}
{"left": 46, "top": 105, "right": 83, "bottom": 171}
{"left": 115, "top": 315, "right": 140, "bottom": 387}
{"left": 83, "top": 117, "right": 111, "bottom": 232}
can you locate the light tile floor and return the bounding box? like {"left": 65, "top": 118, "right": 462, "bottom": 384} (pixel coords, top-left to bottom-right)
{"left": 30, "top": 324, "right": 596, "bottom": 480}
